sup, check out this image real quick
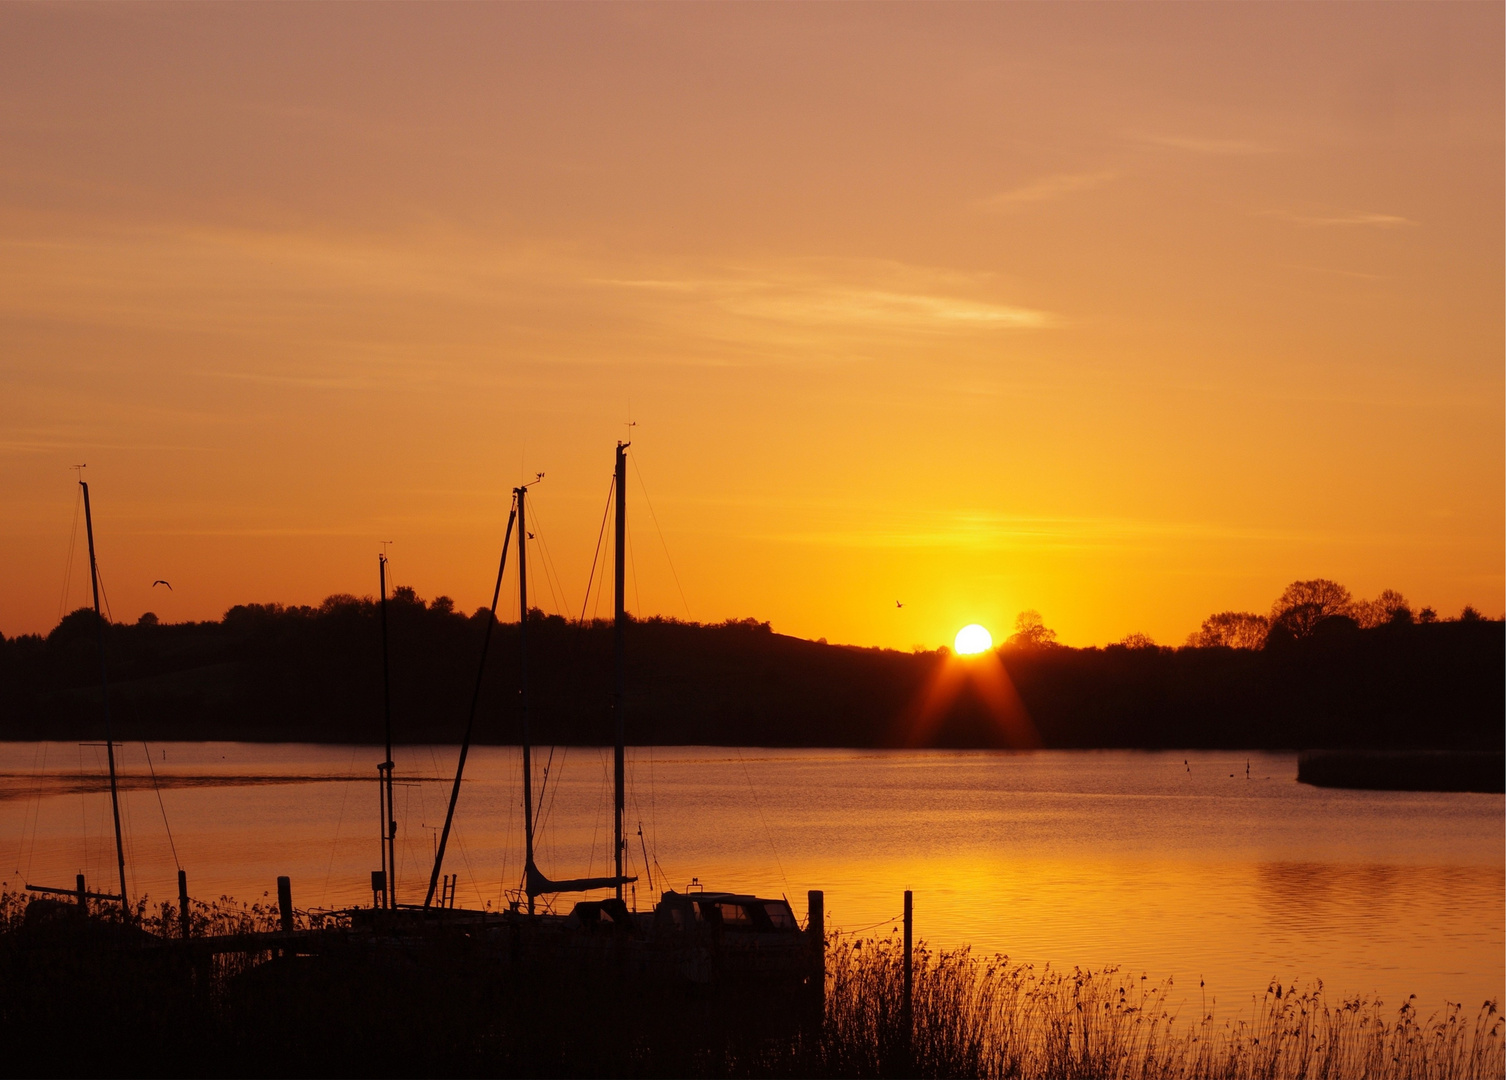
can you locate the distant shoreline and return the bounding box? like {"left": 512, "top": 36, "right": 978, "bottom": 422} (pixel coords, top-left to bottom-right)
{"left": 1298, "top": 749, "right": 1505, "bottom": 793}
{"left": 4, "top": 605, "right": 1501, "bottom": 753}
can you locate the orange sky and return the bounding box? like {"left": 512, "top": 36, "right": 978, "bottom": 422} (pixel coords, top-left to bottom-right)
{"left": 1, "top": 3, "right": 1501, "bottom": 649}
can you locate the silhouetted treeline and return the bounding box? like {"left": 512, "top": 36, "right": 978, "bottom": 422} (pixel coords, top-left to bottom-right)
{"left": 0, "top": 591, "right": 1500, "bottom": 750}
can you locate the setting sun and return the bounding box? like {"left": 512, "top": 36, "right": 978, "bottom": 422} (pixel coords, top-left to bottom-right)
{"left": 954, "top": 624, "right": 993, "bottom": 655}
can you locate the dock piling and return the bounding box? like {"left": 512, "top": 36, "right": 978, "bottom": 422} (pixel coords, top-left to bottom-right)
{"left": 808, "top": 889, "right": 825, "bottom": 1027}
{"left": 76, "top": 873, "right": 86, "bottom": 910}
{"left": 178, "top": 869, "right": 190, "bottom": 938}
{"left": 903, "top": 890, "right": 914, "bottom": 1062}
{"left": 277, "top": 876, "right": 294, "bottom": 933}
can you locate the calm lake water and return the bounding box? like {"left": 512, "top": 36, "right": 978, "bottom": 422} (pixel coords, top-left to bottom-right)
{"left": 2, "top": 744, "right": 1501, "bottom": 1012}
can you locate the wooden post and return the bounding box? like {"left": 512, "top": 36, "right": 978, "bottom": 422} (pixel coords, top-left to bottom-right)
{"left": 277, "top": 876, "right": 294, "bottom": 933}
{"left": 903, "top": 890, "right": 914, "bottom": 1064}
{"left": 76, "top": 873, "right": 86, "bottom": 910}
{"left": 808, "top": 889, "right": 825, "bottom": 1027}
{"left": 178, "top": 869, "right": 190, "bottom": 938}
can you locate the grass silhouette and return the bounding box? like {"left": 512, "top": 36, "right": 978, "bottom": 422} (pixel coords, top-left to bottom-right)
{"left": 0, "top": 890, "right": 1499, "bottom": 1078}
{"left": 813, "top": 931, "right": 1502, "bottom": 1079}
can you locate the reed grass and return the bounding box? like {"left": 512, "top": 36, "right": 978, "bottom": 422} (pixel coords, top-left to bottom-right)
{"left": 0, "top": 885, "right": 332, "bottom": 935}
{"left": 807, "top": 931, "right": 1504, "bottom": 1080}
{"left": 0, "top": 889, "right": 1499, "bottom": 1079}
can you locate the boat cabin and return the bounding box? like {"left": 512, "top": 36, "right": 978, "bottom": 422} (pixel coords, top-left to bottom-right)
{"left": 652, "top": 890, "right": 800, "bottom": 934}
{"left": 565, "top": 897, "right": 635, "bottom": 934}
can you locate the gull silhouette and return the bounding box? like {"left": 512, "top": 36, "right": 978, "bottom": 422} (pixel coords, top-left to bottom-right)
{"left": 152, "top": 580, "right": 173, "bottom": 590}
{"left": 895, "top": 601, "right": 903, "bottom": 608}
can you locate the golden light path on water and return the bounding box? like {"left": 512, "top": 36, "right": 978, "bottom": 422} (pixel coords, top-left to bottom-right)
{"left": 1, "top": 744, "right": 1501, "bottom": 1015}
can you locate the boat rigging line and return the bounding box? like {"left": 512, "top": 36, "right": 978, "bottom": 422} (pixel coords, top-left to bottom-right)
{"left": 525, "top": 505, "right": 572, "bottom": 620}
{"left": 578, "top": 473, "right": 617, "bottom": 626}
{"left": 520, "top": 473, "right": 617, "bottom": 869}
{"left": 12, "top": 742, "right": 48, "bottom": 881}
{"left": 318, "top": 743, "right": 362, "bottom": 908}
{"left": 517, "top": 477, "right": 623, "bottom": 871}
{"left": 56, "top": 480, "right": 83, "bottom": 624}
{"left": 637, "top": 822, "right": 654, "bottom": 894}
{"left": 424, "top": 490, "right": 518, "bottom": 910}
{"left": 735, "top": 745, "right": 790, "bottom": 900}
{"left": 630, "top": 452, "right": 692, "bottom": 620}
{"left": 139, "top": 740, "right": 180, "bottom": 871}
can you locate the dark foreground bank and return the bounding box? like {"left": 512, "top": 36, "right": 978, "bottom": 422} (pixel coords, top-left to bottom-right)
{"left": 2, "top": 599, "right": 1501, "bottom": 751}
{"left": 1, "top": 892, "right": 1500, "bottom": 1080}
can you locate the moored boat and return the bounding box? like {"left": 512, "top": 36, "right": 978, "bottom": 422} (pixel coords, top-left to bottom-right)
{"left": 345, "top": 442, "right": 818, "bottom": 990}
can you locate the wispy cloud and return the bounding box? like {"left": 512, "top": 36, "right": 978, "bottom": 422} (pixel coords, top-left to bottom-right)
{"left": 975, "top": 171, "right": 1116, "bottom": 212}
{"left": 0, "top": 221, "right": 1053, "bottom": 347}
{"left": 0, "top": 439, "right": 221, "bottom": 454}
{"left": 1266, "top": 210, "right": 1417, "bottom": 228}
{"left": 1290, "top": 265, "right": 1384, "bottom": 281}
{"left": 601, "top": 265, "right": 1053, "bottom": 334}
{"left": 723, "top": 284, "right": 1047, "bottom": 330}
{"left": 1136, "top": 134, "right": 1275, "bottom": 156}
{"left": 212, "top": 370, "right": 382, "bottom": 391}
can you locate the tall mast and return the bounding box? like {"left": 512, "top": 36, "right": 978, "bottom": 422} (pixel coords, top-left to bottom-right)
{"left": 612, "top": 442, "right": 628, "bottom": 901}
{"left": 378, "top": 553, "right": 396, "bottom": 909}
{"left": 80, "top": 481, "right": 129, "bottom": 918}
{"left": 518, "top": 484, "right": 536, "bottom": 915}
{"left": 424, "top": 500, "right": 516, "bottom": 909}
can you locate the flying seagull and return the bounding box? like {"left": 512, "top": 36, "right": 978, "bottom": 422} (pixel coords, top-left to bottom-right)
{"left": 152, "top": 580, "right": 173, "bottom": 590}
{"left": 895, "top": 601, "right": 903, "bottom": 608}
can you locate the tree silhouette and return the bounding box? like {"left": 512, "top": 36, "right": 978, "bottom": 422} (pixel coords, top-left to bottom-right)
{"left": 1187, "top": 611, "right": 1269, "bottom": 649}
{"left": 1008, "top": 610, "right": 1057, "bottom": 648}
{"left": 1354, "top": 589, "right": 1411, "bottom": 628}
{"left": 1269, "top": 579, "right": 1354, "bottom": 639}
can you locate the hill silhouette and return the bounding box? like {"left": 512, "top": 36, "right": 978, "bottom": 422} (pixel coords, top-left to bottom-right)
{"left": 0, "top": 590, "right": 1500, "bottom": 750}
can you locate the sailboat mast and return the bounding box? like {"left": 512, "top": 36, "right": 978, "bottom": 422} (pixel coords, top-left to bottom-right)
{"left": 518, "top": 484, "right": 536, "bottom": 915}
{"left": 613, "top": 443, "right": 628, "bottom": 900}
{"left": 378, "top": 553, "right": 396, "bottom": 909}
{"left": 80, "top": 482, "right": 129, "bottom": 918}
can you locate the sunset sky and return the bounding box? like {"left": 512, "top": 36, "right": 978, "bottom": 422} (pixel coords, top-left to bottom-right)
{"left": 2, "top": 3, "right": 1501, "bottom": 649}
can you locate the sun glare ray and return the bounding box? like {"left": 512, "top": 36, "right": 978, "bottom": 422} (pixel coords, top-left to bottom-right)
{"left": 900, "top": 638, "right": 1040, "bottom": 750}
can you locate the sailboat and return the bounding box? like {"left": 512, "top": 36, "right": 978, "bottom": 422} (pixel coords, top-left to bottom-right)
{"left": 352, "top": 443, "right": 816, "bottom": 986}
